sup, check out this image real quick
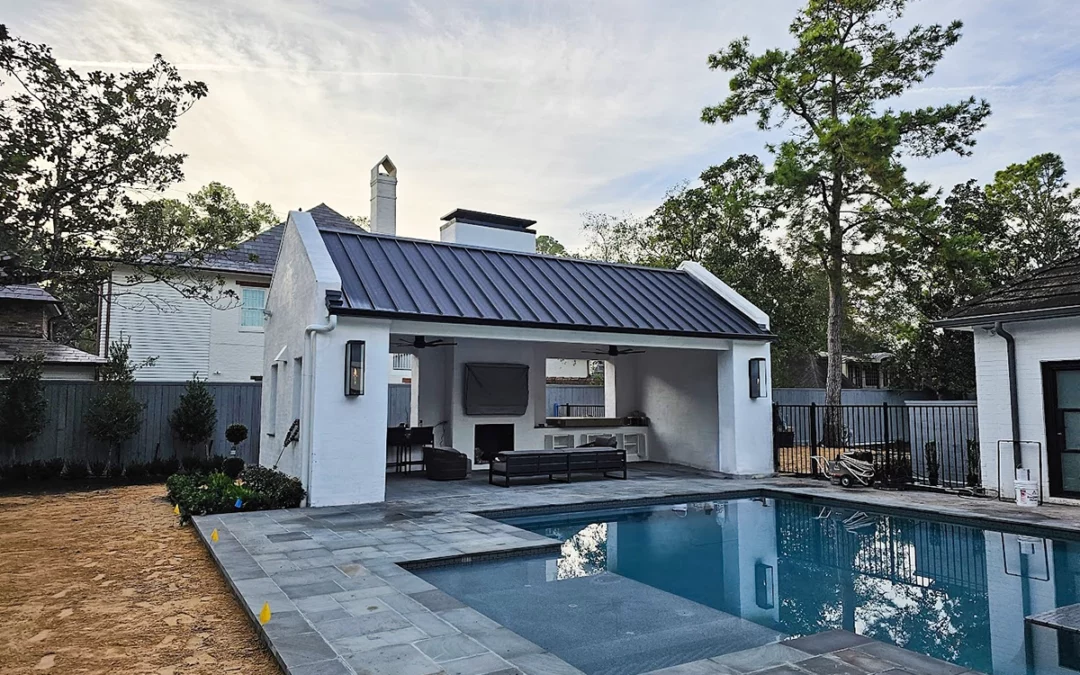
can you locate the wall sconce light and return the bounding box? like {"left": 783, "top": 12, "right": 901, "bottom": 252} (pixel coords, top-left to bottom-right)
{"left": 345, "top": 340, "right": 365, "bottom": 396}
{"left": 749, "top": 357, "right": 767, "bottom": 399}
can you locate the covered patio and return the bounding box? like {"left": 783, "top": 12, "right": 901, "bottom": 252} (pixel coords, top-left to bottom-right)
{"left": 261, "top": 191, "right": 776, "bottom": 507}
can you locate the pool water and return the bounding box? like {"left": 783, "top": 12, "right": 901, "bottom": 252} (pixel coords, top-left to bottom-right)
{"left": 417, "top": 497, "right": 1080, "bottom": 675}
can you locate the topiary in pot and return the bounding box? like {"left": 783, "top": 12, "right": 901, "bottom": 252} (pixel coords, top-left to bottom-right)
{"left": 223, "top": 423, "right": 248, "bottom": 478}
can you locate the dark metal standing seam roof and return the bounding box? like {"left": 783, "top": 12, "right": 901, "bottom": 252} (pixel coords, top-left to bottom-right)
{"left": 937, "top": 253, "right": 1080, "bottom": 326}
{"left": 319, "top": 230, "right": 772, "bottom": 340}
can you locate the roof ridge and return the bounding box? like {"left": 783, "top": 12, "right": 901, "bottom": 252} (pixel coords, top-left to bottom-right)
{"left": 334, "top": 227, "right": 691, "bottom": 277}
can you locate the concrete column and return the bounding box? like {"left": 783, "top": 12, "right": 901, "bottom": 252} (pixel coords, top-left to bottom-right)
{"left": 308, "top": 318, "right": 391, "bottom": 506}
{"left": 604, "top": 360, "right": 617, "bottom": 417}
{"left": 717, "top": 341, "right": 774, "bottom": 475}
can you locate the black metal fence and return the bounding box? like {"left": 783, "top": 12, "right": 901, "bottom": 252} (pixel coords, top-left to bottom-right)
{"left": 555, "top": 403, "right": 605, "bottom": 418}
{"left": 773, "top": 402, "right": 980, "bottom": 488}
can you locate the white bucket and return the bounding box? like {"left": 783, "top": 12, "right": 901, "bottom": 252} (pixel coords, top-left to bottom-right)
{"left": 1015, "top": 480, "right": 1040, "bottom": 507}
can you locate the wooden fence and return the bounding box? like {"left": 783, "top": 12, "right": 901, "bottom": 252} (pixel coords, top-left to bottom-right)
{"left": 3, "top": 381, "right": 262, "bottom": 466}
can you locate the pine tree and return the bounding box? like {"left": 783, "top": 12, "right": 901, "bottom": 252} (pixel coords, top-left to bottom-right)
{"left": 84, "top": 341, "right": 146, "bottom": 466}
{"left": 169, "top": 375, "right": 218, "bottom": 460}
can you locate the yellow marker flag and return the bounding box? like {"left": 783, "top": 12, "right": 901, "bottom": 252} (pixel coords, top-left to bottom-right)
{"left": 210, "top": 529, "right": 219, "bottom": 543}
{"left": 259, "top": 602, "right": 271, "bottom": 625}
{"left": 173, "top": 504, "right": 180, "bottom": 516}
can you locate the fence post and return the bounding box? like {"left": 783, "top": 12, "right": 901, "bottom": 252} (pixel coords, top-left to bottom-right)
{"left": 882, "top": 402, "right": 892, "bottom": 488}
{"left": 772, "top": 403, "right": 780, "bottom": 473}
{"left": 809, "top": 402, "right": 819, "bottom": 477}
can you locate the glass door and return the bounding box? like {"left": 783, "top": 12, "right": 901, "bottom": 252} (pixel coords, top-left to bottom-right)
{"left": 1046, "top": 363, "right": 1080, "bottom": 497}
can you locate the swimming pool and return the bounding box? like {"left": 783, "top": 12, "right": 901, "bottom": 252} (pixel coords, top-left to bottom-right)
{"left": 416, "top": 496, "right": 1080, "bottom": 675}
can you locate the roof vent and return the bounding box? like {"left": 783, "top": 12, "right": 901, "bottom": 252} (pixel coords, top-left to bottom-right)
{"left": 439, "top": 209, "right": 537, "bottom": 253}
{"left": 369, "top": 155, "right": 397, "bottom": 236}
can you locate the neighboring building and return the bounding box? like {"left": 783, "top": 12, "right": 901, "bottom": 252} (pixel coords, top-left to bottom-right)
{"left": 938, "top": 254, "right": 1080, "bottom": 500}
{"left": 96, "top": 204, "right": 421, "bottom": 383}
{"left": 260, "top": 157, "right": 776, "bottom": 506}
{"left": 0, "top": 285, "right": 104, "bottom": 380}
{"left": 787, "top": 351, "right": 894, "bottom": 389}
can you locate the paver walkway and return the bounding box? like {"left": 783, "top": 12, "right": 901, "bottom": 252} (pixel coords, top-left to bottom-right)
{"left": 194, "top": 464, "right": 1068, "bottom": 675}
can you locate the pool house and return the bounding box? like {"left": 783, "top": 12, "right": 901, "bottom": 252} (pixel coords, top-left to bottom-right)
{"left": 259, "top": 157, "right": 775, "bottom": 507}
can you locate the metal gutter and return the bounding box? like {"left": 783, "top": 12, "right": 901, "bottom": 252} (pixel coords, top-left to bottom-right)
{"left": 935, "top": 304, "right": 1080, "bottom": 329}
{"left": 326, "top": 306, "right": 777, "bottom": 342}
{"left": 993, "top": 321, "right": 1022, "bottom": 468}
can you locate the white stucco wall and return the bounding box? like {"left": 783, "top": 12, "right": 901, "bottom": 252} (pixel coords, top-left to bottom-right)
{"left": 973, "top": 316, "right": 1080, "bottom": 495}
{"left": 102, "top": 269, "right": 267, "bottom": 382}
{"left": 260, "top": 217, "right": 323, "bottom": 482}
{"left": 717, "top": 341, "right": 774, "bottom": 475}
{"left": 309, "top": 316, "right": 391, "bottom": 506}
{"left": 637, "top": 348, "right": 721, "bottom": 471}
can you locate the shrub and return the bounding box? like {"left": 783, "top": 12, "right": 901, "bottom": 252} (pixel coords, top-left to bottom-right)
{"left": 124, "top": 461, "right": 148, "bottom": 479}
{"left": 146, "top": 457, "right": 168, "bottom": 477}
{"left": 169, "top": 376, "right": 217, "bottom": 459}
{"left": 88, "top": 460, "right": 108, "bottom": 477}
{"left": 26, "top": 459, "right": 51, "bottom": 480}
{"left": 44, "top": 457, "right": 65, "bottom": 477}
{"left": 241, "top": 465, "right": 306, "bottom": 509}
{"left": 62, "top": 461, "right": 89, "bottom": 480}
{"left": 161, "top": 457, "right": 180, "bottom": 476}
{"left": 222, "top": 457, "right": 245, "bottom": 479}
{"left": 206, "top": 454, "right": 225, "bottom": 473}
{"left": 85, "top": 341, "right": 146, "bottom": 465}
{"left": 1, "top": 462, "right": 29, "bottom": 483}
{"left": 0, "top": 353, "right": 48, "bottom": 445}
{"left": 165, "top": 466, "right": 305, "bottom": 523}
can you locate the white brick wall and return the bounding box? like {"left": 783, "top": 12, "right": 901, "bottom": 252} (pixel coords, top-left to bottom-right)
{"left": 974, "top": 316, "right": 1080, "bottom": 495}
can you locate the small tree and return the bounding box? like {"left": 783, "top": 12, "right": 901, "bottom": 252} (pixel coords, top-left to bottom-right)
{"left": 225, "top": 423, "right": 248, "bottom": 456}
{"left": 0, "top": 353, "right": 48, "bottom": 446}
{"left": 169, "top": 375, "right": 217, "bottom": 460}
{"left": 84, "top": 341, "right": 146, "bottom": 466}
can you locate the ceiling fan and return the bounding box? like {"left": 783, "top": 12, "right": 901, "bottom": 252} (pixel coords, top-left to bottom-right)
{"left": 396, "top": 336, "right": 457, "bottom": 349}
{"left": 582, "top": 345, "right": 645, "bottom": 357}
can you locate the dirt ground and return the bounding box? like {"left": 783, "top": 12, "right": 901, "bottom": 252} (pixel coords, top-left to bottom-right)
{"left": 0, "top": 484, "right": 281, "bottom": 675}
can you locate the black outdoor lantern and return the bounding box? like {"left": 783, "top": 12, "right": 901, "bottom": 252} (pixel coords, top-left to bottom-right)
{"left": 345, "top": 340, "right": 365, "bottom": 396}
{"left": 749, "top": 357, "right": 767, "bottom": 399}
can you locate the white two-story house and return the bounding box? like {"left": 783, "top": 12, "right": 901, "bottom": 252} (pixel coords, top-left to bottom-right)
{"left": 97, "top": 204, "right": 414, "bottom": 383}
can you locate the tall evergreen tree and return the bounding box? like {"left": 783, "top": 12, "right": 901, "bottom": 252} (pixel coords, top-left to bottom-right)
{"left": 701, "top": 0, "right": 990, "bottom": 433}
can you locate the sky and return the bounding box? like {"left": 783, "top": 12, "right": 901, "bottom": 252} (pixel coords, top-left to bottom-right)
{"left": 7, "top": 0, "right": 1080, "bottom": 248}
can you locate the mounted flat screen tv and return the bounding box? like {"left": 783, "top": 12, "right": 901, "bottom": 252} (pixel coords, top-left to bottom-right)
{"left": 463, "top": 363, "right": 529, "bottom": 416}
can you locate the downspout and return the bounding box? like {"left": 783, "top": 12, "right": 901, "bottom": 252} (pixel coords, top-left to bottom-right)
{"left": 302, "top": 314, "right": 337, "bottom": 506}
{"left": 993, "top": 321, "right": 1022, "bottom": 468}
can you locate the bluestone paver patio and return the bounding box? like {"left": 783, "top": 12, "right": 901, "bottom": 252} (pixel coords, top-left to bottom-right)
{"left": 194, "top": 463, "right": 1080, "bottom": 675}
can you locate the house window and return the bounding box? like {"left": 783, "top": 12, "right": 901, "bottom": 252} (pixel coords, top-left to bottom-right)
{"left": 848, "top": 363, "right": 863, "bottom": 389}
{"left": 392, "top": 353, "right": 412, "bottom": 371}
{"left": 241, "top": 288, "right": 267, "bottom": 328}
{"left": 863, "top": 363, "right": 881, "bottom": 388}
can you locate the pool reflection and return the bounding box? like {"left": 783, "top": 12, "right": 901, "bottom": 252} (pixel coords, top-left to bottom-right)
{"left": 510, "top": 498, "right": 1080, "bottom": 675}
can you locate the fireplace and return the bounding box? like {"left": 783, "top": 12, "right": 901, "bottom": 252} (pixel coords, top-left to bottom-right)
{"left": 474, "top": 424, "right": 514, "bottom": 464}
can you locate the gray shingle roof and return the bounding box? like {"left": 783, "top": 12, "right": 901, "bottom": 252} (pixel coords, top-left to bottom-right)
{"left": 191, "top": 204, "right": 361, "bottom": 276}
{"left": 319, "top": 228, "right": 772, "bottom": 340}
{"left": 939, "top": 254, "right": 1080, "bottom": 326}
{"left": 0, "top": 284, "right": 58, "bottom": 303}
{"left": 0, "top": 337, "right": 105, "bottom": 364}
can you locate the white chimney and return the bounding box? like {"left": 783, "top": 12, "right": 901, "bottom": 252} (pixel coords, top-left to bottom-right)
{"left": 439, "top": 209, "right": 537, "bottom": 253}
{"left": 370, "top": 155, "right": 397, "bottom": 236}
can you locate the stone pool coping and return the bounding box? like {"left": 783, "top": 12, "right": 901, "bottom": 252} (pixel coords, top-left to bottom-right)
{"left": 193, "top": 471, "right": 1076, "bottom": 675}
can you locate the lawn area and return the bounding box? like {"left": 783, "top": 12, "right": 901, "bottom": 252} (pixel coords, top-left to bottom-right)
{"left": 0, "top": 483, "right": 280, "bottom": 674}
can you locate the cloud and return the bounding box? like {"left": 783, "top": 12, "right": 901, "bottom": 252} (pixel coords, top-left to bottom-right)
{"left": 8, "top": 0, "right": 1080, "bottom": 247}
